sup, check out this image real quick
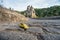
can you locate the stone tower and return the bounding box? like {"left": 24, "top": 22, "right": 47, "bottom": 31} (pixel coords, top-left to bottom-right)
{"left": 25, "top": 5, "right": 36, "bottom": 18}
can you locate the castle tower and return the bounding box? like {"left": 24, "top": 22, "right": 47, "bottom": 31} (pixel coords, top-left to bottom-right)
{"left": 26, "top": 5, "right": 36, "bottom": 18}
{"left": 27, "top": 5, "right": 30, "bottom": 12}
{"left": 26, "top": 5, "right": 31, "bottom": 17}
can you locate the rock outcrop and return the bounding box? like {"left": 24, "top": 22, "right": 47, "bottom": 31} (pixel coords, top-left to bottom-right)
{"left": 0, "top": 7, "right": 28, "bottom": 23}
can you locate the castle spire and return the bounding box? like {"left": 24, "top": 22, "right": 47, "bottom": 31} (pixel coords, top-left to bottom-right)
{"left": 25, "top": 5, "right": 37, "bottom": 18}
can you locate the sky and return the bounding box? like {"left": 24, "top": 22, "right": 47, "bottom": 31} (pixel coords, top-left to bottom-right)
{"left": 0, "top": 0, "right": 60, "bottom": 11}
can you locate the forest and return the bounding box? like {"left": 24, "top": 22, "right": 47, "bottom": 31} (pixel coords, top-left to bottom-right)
{"left": 35, "top": 6, "right": 60, "bottom": 17}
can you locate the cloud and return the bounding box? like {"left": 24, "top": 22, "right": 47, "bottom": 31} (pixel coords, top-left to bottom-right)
{"left": 3, "top": 0, "right": 60, "bottom": 11}
{"left": 25, "top": 0, "right": 60, "bottom": 8}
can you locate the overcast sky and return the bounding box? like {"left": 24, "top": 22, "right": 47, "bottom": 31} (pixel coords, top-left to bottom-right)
{"left": 1, "top": 0, "right": 60, "bottom": 11}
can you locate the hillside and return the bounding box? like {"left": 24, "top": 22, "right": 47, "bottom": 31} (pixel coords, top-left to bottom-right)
{"left": 20, "top": 6, "right": 60, "bottom": 18}
{"left": 0, "top": 6, "right": 28, "bottom": 23}
{"left": 35, "top": 6, "right": 60, "bottom": 17}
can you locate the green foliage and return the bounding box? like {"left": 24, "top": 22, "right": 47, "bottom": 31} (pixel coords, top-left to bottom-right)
{"left": 16, "top": 6, "right": 60, "bottom": 18}
{"left": 35, "top": 6, "right": 60, "bottom": 18}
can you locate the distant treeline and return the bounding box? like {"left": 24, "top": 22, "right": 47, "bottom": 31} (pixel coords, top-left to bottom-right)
{"left": 35, "top": 6, "right": 60, "bottom": 18}
{"left": 16, "top": 6, "right": 60, "bottom": 18}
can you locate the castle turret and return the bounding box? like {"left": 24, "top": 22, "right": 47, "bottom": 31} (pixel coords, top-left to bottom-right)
{"left": 25, "top": 5, "right": 36, "bottom": 18}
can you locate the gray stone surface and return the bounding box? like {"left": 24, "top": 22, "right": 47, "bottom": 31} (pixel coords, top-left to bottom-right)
{"left": 42, "top": 27, "right": 60, "bottom": 34}
{"left": 0, "top": 31, "right": 38, "bottom": 40}
{"left": 40, "top": 33, "right": 60, "bottom": 40}
{"left": 0, "top": 19, "right": 60, "bottom": 40}
{"left": 27, "top": 27, "right": 43, "bottom": 33}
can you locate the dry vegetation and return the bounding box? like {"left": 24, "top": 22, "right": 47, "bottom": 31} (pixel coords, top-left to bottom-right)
{"left": 0, "top": 6, "right": 28, "bottom": 23}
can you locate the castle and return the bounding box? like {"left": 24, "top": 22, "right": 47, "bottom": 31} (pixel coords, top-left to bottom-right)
{"left": 25, "top": 5, "right": 36, "bottom": 18}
